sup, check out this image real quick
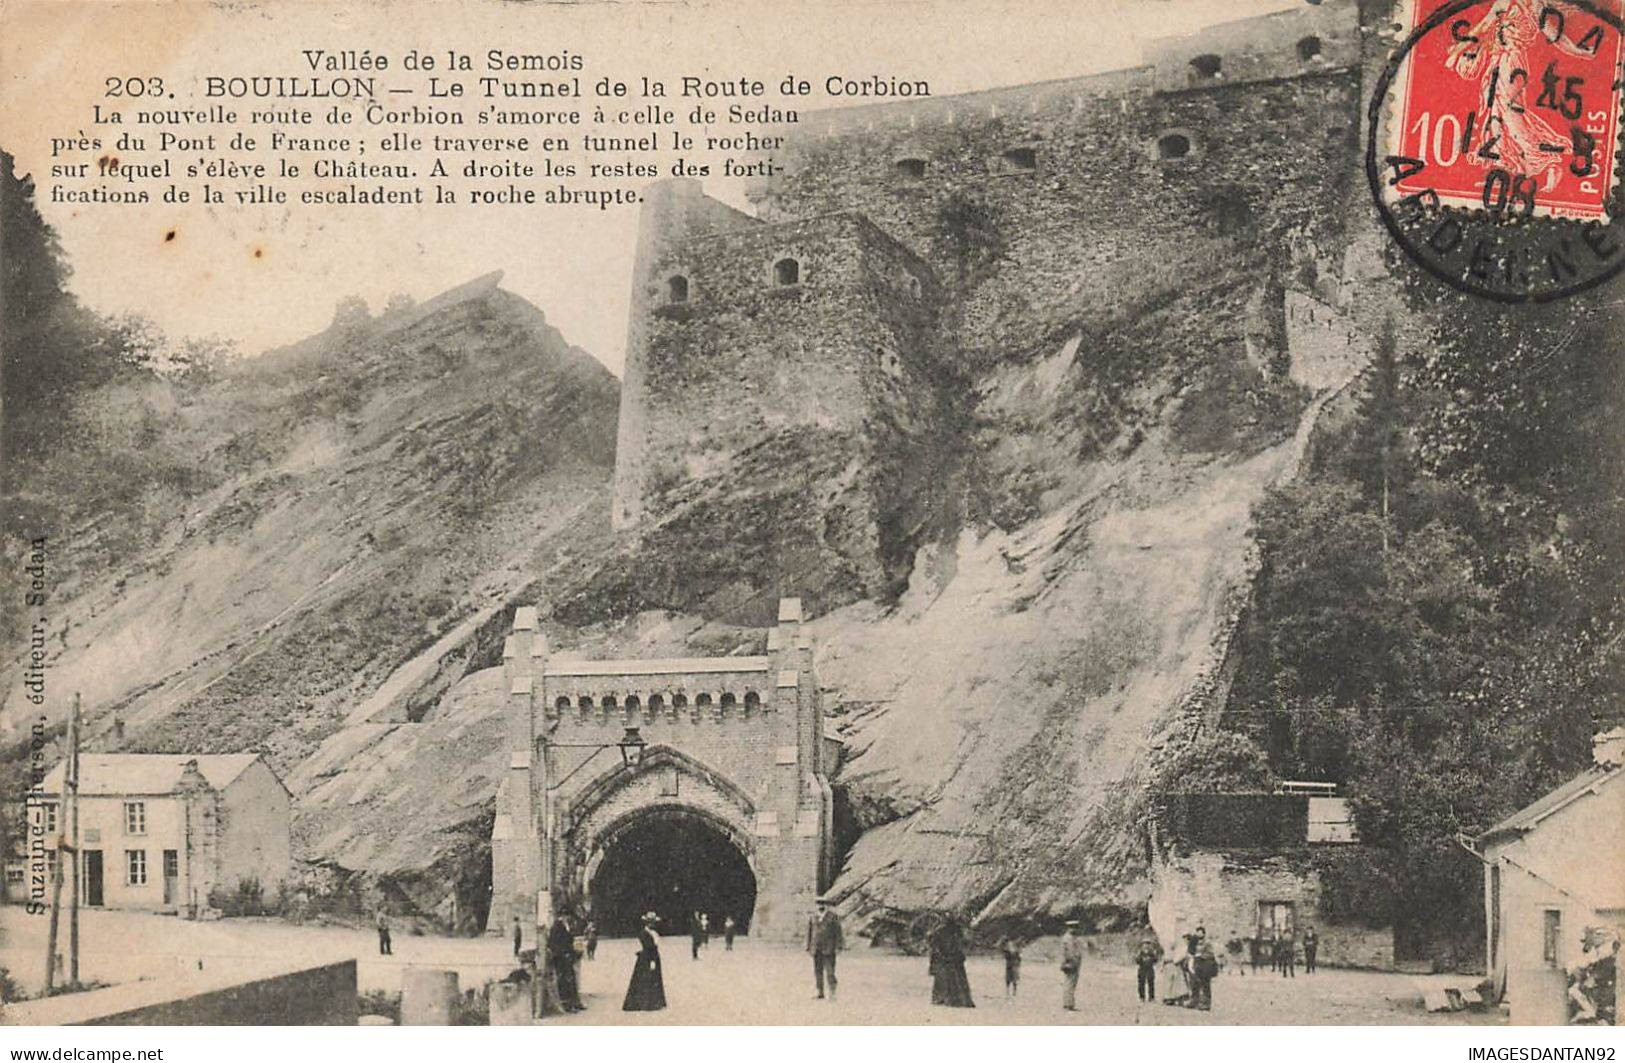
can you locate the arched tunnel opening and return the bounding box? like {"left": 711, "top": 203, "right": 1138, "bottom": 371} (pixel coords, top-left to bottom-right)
{"left": 587, "top": 808, "right": 757, "bottom": 937}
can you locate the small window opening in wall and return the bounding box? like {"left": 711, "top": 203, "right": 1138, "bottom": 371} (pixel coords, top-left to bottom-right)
{"left": 720, "top": 692, "right": 737, "bottom": 712}
{"left": 773, "top": 258, "right": 800, "bottom": 286}
{"left": 624, "top": 695, "right": 641, "bottom": 713}
{"left": 672, "top": 694, "right": 688, "bottom": 710}
{"left": 649, "top": 694, "right": 666, "bottom": 713}
{"left": 601, "top": 695, "right": 618, "bottom": 712}
{"left": 894, "top": 157, "right": 927, "bottom": 179}
{"left": 1297, "top": 36, "right": 1323, "bottom": 61}
{"left": 695, "top": 693, "right": 713, "bottom": 709}
{"left": 555, "top": 696, "right": 571, "bottom": 713}
{"left": 577, "top": 696, "right": 593, "bottom": 711}
{"left": 1157, "top": 133, "right": 1193, "bottom": 160}
{"left": 1001, "top": 147, "right": 1038, "bottom": 172}
{"left": 1190, "top": 54, "right": 1222, "bottom": 78}
{"left": 744, "top": 691, "right": 760, "bottom": 712}
{"left": 666, "top": 275, "right": 689, "bottom": 303}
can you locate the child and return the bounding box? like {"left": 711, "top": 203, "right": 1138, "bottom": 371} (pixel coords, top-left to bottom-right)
{"left": 999, "top": 934, "right": 1023, "bottom": 998}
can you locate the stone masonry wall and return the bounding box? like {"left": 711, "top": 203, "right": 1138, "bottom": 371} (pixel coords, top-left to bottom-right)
{"left": 1149, "top": 850, "right": 1395, "bottom": 971}
{"left": 613, "top": 207, "right": 944, "bottom": 603}
{"left": 754, "top": 2, "right": 1362, "bottom": 365}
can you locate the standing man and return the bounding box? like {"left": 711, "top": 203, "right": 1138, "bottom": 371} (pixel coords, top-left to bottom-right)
{"left": 1277, "top": 930, "right": 1296, "bottom": 978}
{"left": 548, "top": 911, "right": 585, "bottom": 1012}
{"left": 585, "top": 919, "right": 599, "bottom": 960}
{"left": 807, "top": 896, "right": 844, "bottom": 1000}
{"left": 1302, "top": 925, "right": 1318, "bottom": 974}
{"left": 512, "top": 913, "right": 523, "bottom": 958}
{"left": 724, "top": 915, "right": 737, "bottom": 951}
{"left": 1190, "top": 929, "right": 1217, "bottom": 1011}
{"left": 376, "top": 909, "right": 393, "bottom": 956}
{"left": 690, "top": 911, "right": 704, "bottom": 960}
{"left": 1060, "top": 920, "right": 1084, "bottom": 1012}
{"left": 1134, "top": 929, "right": 1162, "bottom": 1003}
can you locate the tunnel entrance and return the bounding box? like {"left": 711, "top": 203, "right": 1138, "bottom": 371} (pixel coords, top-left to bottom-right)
{"left": 587, "top": 807, "right": 757, "bottom": 937}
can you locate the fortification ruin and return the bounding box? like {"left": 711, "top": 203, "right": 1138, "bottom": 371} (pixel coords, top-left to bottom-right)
{"left": 613, "top": 0, "right": 1366, "bottom": 541}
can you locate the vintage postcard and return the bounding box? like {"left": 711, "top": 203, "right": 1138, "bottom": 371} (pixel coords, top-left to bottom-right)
{"left": 0, "top": 0, "right": 1621, "bottom": 1035}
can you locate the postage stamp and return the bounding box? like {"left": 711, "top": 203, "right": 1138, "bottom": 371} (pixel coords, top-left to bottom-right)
{"left": 1369, "top": 0, "right": 1625, "bottom": 300}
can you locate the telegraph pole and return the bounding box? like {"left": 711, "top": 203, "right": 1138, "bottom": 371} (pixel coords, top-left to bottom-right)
{"left": 67, "top": 693, "right": 82, "bottom": 986}
{"left": 42, "top": 697, "right": 78, "bottom": 993}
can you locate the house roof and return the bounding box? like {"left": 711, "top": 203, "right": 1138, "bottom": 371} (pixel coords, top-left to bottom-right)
{"left": 37, "top": 754, "right": 262, "bottom": 797}
{"left": 1478, "top": 764, "right": 1625, "bottom": 844}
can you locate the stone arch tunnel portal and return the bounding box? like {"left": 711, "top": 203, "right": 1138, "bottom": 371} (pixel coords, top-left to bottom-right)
{"left": 584, "top": 805, "right": 757, "bottom": 936}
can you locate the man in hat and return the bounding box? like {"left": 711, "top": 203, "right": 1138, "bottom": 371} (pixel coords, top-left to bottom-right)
{"left": 806, "top": 896, "right": 844, "bottom": 1000}
{"left": 1060, "top": 920, "right": 1085, "bottom": 1011}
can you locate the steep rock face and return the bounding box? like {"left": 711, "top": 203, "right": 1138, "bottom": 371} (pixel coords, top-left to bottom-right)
{"left": 0, "top": 278, "right": 621, "bottom": 896}
{"left": 816, "top": 344, "right": 1354, "bottom": 925}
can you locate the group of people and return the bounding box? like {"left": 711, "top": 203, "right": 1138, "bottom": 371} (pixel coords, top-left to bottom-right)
{"left": 1247, "top": 927, "right": 1319, "bottom": 976}
{"left": 499, "top": 900, "right": 1329, "bottom": 1018}
{"left": 688, "top": 910, "right": 741, "bottom": 958}
{"left": 1159, "top": 926, "right": 1221, "bottom": 1010}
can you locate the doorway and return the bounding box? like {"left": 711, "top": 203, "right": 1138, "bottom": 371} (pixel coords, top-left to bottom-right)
{"left": 82, "top": 850, "right": 104, "bottom": 907}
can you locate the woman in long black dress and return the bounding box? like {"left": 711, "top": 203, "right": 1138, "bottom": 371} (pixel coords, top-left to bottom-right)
{"left": 928, "top": 917, "right": 975, "bottom": 1008}
{"left": 623, "top": 912, "right": 667, "bottom": 1011}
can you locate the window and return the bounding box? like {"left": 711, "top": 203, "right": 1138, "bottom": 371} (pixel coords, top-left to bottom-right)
{"left": 163, "top": 849, "right": 179, "bottom": 880}
{"left": 601, "top": 695, "right": 618, "bottom": 713}
{"left": 773, "top": 258, "right": 801, "bottom": 286}
{"left": 1190, "top": 54, "right": 1222, "bottom": 78}
{"left": 666, "top": 275, "right": 689, "bottom": 303}
{"left": 36, "top": 801, "right": 58, "bottom": 835}
{"left": 720, "top": 692, "right": 737, "bottom": 712}
{"left": 126, "top": 849, "right": 147, "bottom": 886}
{"left": 577, "top": 696, "right": 593, "bottom": 712}
{"left": 649, "top": 694, "right": 666, "bottom": 714}
{"left": 660, "top": 768, "right": 680, "bottom": 797}
{"left": 124, "top": 801, "right": 146, "bottom": 835}
{"left": 1543, "top": 909, "right": 1562, "bottom": 966}
{"left": 1000, "top": 147, "right": 1038, "bottom": 172}
{"left": 555, "top": 696, "right": 572, "bottom": 713}
{"left": 1257, "top": 900, "right": 1296, "bottom": 938}
{"left": 624, "top": 696, "right": 641, "bottom": 714}
{"left": 1297, "top": 35, "right": 1323, "bottom": 61}
{"left": 744, "top": 691, "right": 761, "bottom": 712}
{"left": 672, "top": 694, "right": 688, "bottom": 711}
{"left": 1157, "top": 133, "right": 1193, "bottom": 160}
{"left": 695, "top": 693, "right": 713, "bottom": 709}
{"left": 893, "top": 157, "right": 926, "bottom": 179}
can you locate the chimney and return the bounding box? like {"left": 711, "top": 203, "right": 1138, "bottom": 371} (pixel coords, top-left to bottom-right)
{"left": 1594, "top": 726, "right": 1625, "bottom": 769}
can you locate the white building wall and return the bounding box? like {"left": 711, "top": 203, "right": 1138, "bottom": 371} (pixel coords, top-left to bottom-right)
{"left": 1484, "top": 771, "right": 1625, "bottom": 1022}
{"left": 37, "top": 795, "right": 190, "bottom": 911}
{"left": 219, "top": 762, "right": 292, "bottom": 902}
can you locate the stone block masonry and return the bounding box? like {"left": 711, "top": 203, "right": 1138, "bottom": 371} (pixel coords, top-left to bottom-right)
{"left": 488, "top": 598, "right": 834, "bottom": 942}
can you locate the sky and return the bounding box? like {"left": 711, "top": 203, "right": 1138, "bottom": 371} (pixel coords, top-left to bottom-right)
{"left": 1, "top": 0, "right": 1300, "bottom": 376}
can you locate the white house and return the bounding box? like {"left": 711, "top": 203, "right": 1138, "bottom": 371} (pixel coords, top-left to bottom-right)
{"left": 29, "top": 754, "right": 291, "bottom": 915}
{"left": 1475, "top": 731, "right": 1625, "bottom": 1024}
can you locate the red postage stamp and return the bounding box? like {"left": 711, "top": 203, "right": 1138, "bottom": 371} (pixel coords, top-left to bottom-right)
{"left": 1389, "top": 0, "right": 1625, "bottom": 220}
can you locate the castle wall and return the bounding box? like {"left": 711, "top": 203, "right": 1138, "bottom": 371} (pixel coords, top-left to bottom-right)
{"left": 615, "top": 203, "right": 944, "bottom": 600}
{"left": 754, "top": 2, "right": 1362, "bottom": 364}
{"left": 614, "top": 180, "right": 764, "bottom": 530}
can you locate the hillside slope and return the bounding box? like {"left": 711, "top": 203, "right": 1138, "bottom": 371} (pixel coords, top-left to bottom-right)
{"left": 0, "top": 275, "right": 621, "bottom": 908}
